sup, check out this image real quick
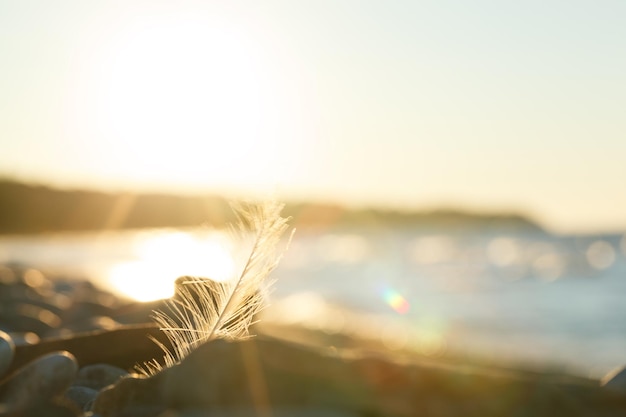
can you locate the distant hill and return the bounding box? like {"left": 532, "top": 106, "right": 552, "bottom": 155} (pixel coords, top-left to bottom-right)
{"left": 0, "top": 180, "right": 544, "bottom": 234}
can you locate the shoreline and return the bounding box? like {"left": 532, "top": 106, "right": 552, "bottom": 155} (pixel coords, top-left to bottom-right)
{"left": 1, "top": 264, "right": 625, "bottom": 416}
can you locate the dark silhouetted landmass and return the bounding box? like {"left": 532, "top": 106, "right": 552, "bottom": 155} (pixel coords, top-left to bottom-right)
{"left": 0, "top": 180, "right": 544, "bottom": 234}
{"left": 0, "top": 180, "right": 232, "bottom": 234}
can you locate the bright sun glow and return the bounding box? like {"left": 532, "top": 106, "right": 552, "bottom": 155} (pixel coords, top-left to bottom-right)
{"left": 71, "top": 12, "right": 286, "bottom": 191}
{"left": 108, "top": 231, "right": 235, "bottom": 302}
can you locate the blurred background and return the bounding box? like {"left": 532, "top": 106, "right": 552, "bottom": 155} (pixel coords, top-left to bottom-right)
{"left": 1, "top": 1, "right": 625, "bottom": 379}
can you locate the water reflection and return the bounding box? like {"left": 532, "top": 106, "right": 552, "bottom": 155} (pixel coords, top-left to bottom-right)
{"left": 108, "top": 230, "right": 234, "bottom": 301}
{"left": 408, "top": 235, "right": 456, "bottom": 265}
{"left": 487, "top": 237, "right": 521, "bottom": 267}
{"left": 1, "top": 227, "right": 626, "bottom": 377}
{"left": 317, "top": 234, "right": 370, "bottom": 264}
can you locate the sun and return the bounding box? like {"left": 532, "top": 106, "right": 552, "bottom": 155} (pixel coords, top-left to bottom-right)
{"left": 68, "top": 11, "right": 285, "bottom": 191}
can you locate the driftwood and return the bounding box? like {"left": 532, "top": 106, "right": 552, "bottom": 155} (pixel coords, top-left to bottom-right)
{"left": 6, "top": 324, "right": 171, "bottom": 376}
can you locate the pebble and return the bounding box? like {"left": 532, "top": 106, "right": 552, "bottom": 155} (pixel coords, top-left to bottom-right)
{"left": 64, "top": 385, "right": 99, "bottom": 411}
{"left": 0, "top": 264, "right": 131, "bottom": 340}
{"left": 0, "top": 330, "right": 14, "bottom": 377}
{"left": 45, "top": 316, "right": 121, "bottom": 338}
{"left": 0, "top": 351, "right": 78, "bottom": 411}
{"left": 74, "top": 363, "right": 130, "bottom": 391}
{"left": 158, "top": 408, "right": 359, "bottom": 417}
{"left": 0, "top": 265, "right": 17, "bottom": 285}
{"left": 8, "top": 401, "right": 82, "bottom": 417}
{"left": 6, "top": 331, "right": 40, "bottom": 346}
{"left": 601, "top": 366, "right": 626, "bottom": 394}
{"left": 1, "top": 302, "right": 63, "bottom": 334}
{"left": 93, "top": 373, "right": 164, "bottom": 417}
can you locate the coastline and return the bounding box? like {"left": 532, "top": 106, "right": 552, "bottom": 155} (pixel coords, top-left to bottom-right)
{"left": 1, "top": 264, "right": 625, "bottom": 416}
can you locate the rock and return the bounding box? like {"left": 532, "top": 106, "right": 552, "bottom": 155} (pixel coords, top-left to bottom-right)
{"left": 0, "top": 271, "right": 66, "bottom": 336}
{"left": 91, "top": 338, "right": 397, "bottom": 416}
{"left": 64, "top": 385, "right": 99, "bottom": 411}
{"left": 93, "top": 336, "right": 626, "bottom": 417}
{"left": 0, "top": 351, "right": 78, "bottom": 411}
{"left": 6, "top": 331, "right": 40, "bottom": 346}
{"left": 74, "top": 364, "right": 130, "bottom": 390}
{"left": 93, "top": 373, "right": 165, "bottom": 417}
{"left": 0, "top": 330, "right": 14, "bottom": 378}
{"left": 44, "top": 316, "right": 121, "bottom": 338}
{"left": 19, "top": 268, "right": 53, "bottom": 291}
{"left": 159, "top": 340, "right": 253, "bottom": 409}
{"left": 0, "top": 265, "right": 17, "bottom": 285}
{"left": 58, "top": 316, "right": 121, "bottom": 336}
{"left": 157, "top": 408, "right": 359, "bottom": 417}
{"left": 108, "top": 299, "right": 166, "bottom": 325}
{"left": 10, "top": 401, "right": 82, "bottom": 417}
{"left": 63, "top": 300, "right": 117, "bottom": 324}
{"left": 602, "top": 366, "right": 626, "bottom": 393}
{"left": 0, "top": 302, "right": 62, "bottom": 334}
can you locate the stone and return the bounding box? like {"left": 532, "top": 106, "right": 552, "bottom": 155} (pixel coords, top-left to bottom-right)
{"left": 64, "top": 385, "right": 99, "bottom": 411}
{"left": 601, "top": 366, "right": 626, "bottom": 394}
{"left": 6, "top": 331, "right": 40, "bottom": 346}
{"left": 10, "top": 401, "right": 82, "bottom": 417}
{"left": 156, "top": 408, "right": 359, "bottom": 417}
{"left": 0, "top": 265, "right": 17, "bottom": 285}
{"left": 93, "top": 373, "right": 165, "bottom": 417}
{"left": 19, "top": 268, "right": 52, "bottom": 291}
{"left": 92, "top": 338, "right": 386, "bottom": 416}
{"left": 0, "top": 330, "right": 14, "bottom": 378}
{"left": 93, "top": 336, "right": 626, "bottom": 417}
{"left": 66, "top": 316, "right": 121, "bottom": 334}
{"left": 0, "top": 351, "right": 78, "bottom": 411}
{"left": 74, "top": 364, "right": 130, "bottom": 391}
{"left": 0, "top": 301, "right": 62, "bottom": 335}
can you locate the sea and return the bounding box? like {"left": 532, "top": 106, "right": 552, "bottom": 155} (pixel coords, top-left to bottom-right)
{"left": 1, "top": 226, "right": 625, "bottom": 379}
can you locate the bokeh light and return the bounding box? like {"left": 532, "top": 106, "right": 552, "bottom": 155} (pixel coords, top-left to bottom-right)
{"left": 586, "top": 240, "right": 616, "bottom": 270}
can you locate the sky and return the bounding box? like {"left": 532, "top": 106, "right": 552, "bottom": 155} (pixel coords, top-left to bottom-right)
{"left": 1, "top": 0, "right": 625, "bottom": 233}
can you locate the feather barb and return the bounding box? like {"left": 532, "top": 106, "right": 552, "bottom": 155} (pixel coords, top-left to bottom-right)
{"left": 138, "top": 200, "right": 292, "bottom": 375}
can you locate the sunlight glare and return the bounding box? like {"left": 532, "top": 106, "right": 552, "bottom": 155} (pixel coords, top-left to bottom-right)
{"left": 71, "top": 12, "right": 287, "bottom": 191}
{"left": 108, "top": 231, "right": 235, "bottom": 302}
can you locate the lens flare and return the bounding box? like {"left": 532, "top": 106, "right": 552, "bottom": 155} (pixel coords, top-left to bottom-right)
{"left": 382, "top": 288, "right": 410, "bottom": 315}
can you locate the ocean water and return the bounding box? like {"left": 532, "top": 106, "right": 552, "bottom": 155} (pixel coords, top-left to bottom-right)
{"left": 1, "top": 226, "right": 625, "bottom": 379}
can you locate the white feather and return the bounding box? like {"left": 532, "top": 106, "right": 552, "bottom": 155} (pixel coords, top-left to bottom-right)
{"left": 139, "top": 200, "right": 292, "bottom": 375}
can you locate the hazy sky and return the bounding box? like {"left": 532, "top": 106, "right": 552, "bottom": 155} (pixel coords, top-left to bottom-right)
{"left": 1, "top": 1, "right": 625, "bottom": 232}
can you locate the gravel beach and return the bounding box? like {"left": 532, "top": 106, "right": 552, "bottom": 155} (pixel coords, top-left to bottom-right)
{"left": 1, "top": 264, "right": 626, "bottom": 417}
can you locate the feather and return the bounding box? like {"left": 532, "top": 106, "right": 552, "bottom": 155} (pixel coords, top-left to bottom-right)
{"left": 138, "top": 200, "right": 293, "bottom": 375}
